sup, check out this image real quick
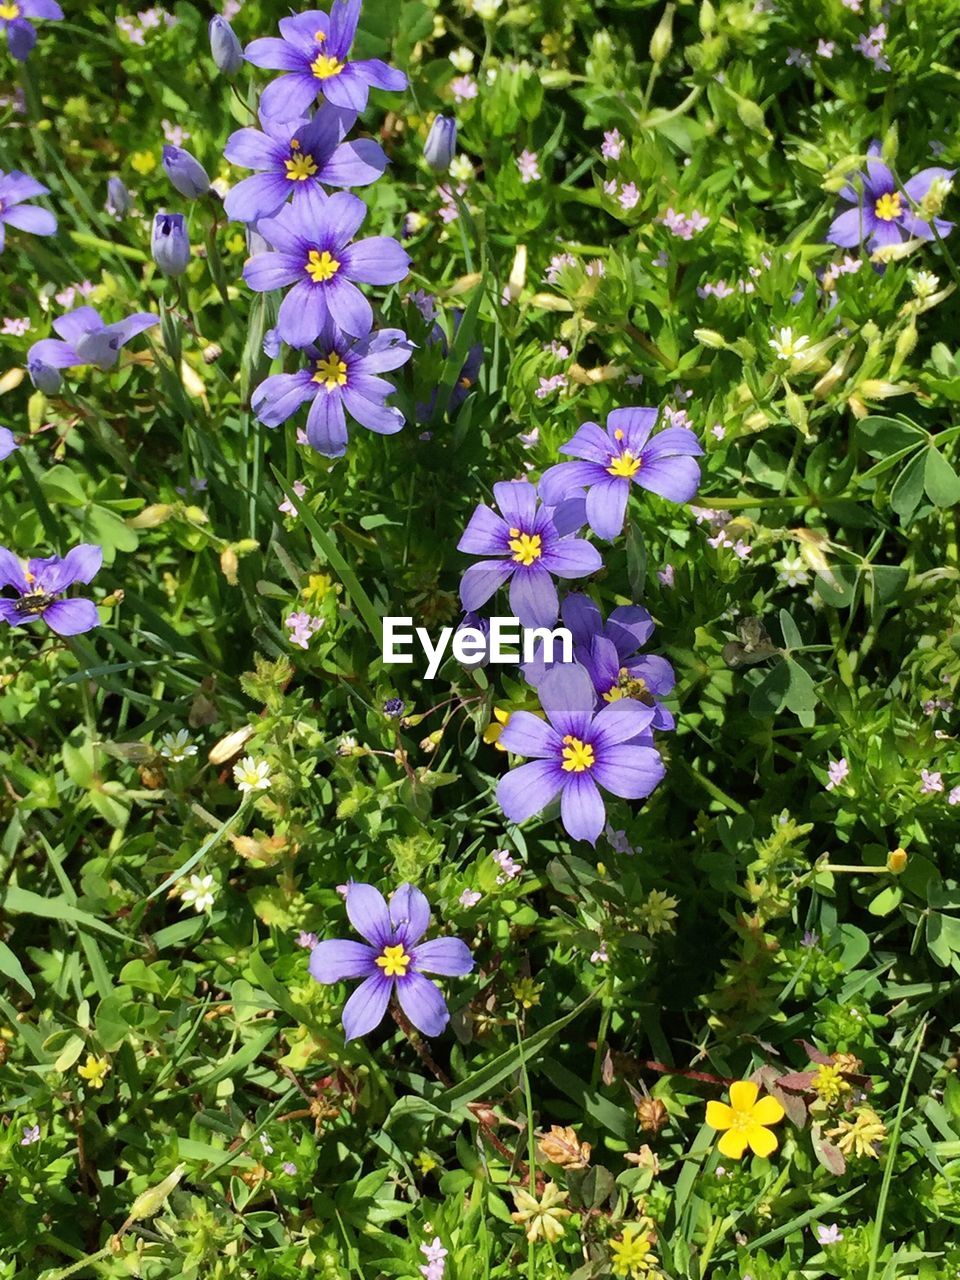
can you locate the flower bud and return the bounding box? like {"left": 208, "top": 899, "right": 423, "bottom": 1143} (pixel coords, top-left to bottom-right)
{"left": 151, "top": 211, "right": 190, "bottom": 277}
{"left": 919, "top": 176, "right": 952, "bottom": 220}
{"left": 694, "top": 327, "right": 727, "bottom": 349}
{"left": 209, "top": 15, "right": 243, "bottom": 76}
{"left": 886, "top": 847, "right": 908, "bottom": 875}
{"left": 27, "top": 356, "right": 61, "bottom": 395}
{"left": 162, "top": 145, "right": 212, "bottom": 199}
{"left": 699, "top": 0, "right": 716, "bottom": 35}
{"left": 649, "top": 3, "right": 675, "bottom": 64}
{"left": 424, "top": 115, "right": 458, "bottom": 173}
{"left": 106, "top": 176, "right": 131, "bottom": 218}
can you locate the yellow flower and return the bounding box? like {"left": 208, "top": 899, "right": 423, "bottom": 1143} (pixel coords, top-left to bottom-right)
{"left": 77, "top": 1054, "right": 111, "bottom": 1090}
{"left": 610, "top": 1226, "right": 659, "bottom": 1277}
{"left": 510, "top": 1181, "right": 571, "bottom": 1243}
{"left": 827, "top": 1106, "right": 886, "bottom": 1159}
{"left": 130, "top": 149, "right": 156, "bottom": 175}
{"left": 482, "top": 705, "right": 511, "bottom": 748}
{"left": 812, "top": 1063, "right": 850, "bottom": 1105}
{"left": 705, "top": 1081, "right": 785, "bottom": 1159}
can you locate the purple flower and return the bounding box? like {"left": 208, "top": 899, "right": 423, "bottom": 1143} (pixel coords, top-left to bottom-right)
{"left": 0, "top": 426, "right": 17, "bottom": 459}
{"left": 152, "top": 212, "right": 190, "bottom": 277}
{"left": 827, "top": 144, "right": 954, "bottom": 253}
{"left": 0, "top": 0, "right": 62, "bottom": 61}
{"left": 424, "top": 115, "right": 457, "bottom": 173}
{"left": 27, "top": 306, "right": 158, "bottom": 374}
{"left": 816, "top": 1223, "right": 843, "bottom": 1245}
{"left": 0, "top": 169, "right": 56, "bottom": 251}
{"left": 162, "top": 145, "right": 211, "bottom": 199}
{"left": 253, "top": 317, "right": 412, "bottom": 457}
{"left": 458, "top": 480, "right": 601, "bottom": 629}
{"left": 224, "top": 103, "right": 388, "bottom": 225}
{"left": 106, "top": 176, "right": 131, "bottom": 218}
{"left": 522, "top": 593, "right": 676, "bottom": 731}
{"left": 308, "top": 882, "right": 473, "bottom": 1039}
{"left": 0, "top": 543, "right": 103, "bottom": 636}
{"left": 540, "top": 408, "right": 703, "bottom": 540}
{"left": 497, "top": 664, "right": 664, "bottom": 845}
{"left": 243, "top": 188, "right": 410, "bottom": 345}
{"left": 245, "top": 0, "right": 407, "bottom": 119}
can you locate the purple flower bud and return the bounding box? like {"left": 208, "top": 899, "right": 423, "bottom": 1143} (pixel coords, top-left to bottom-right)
{"left": 106, "top": 176, "right": 131, "bottom": 218}
{"left": 27, "top": 356, "right": 61, "bottom": 395}
{"left": 162, "top": 145, "right": 211, "bottom": 200}
{"left": 423, "top": 116, "right": 457, "bottom": 173}
{"left": 209, "top": 15, "right": 243, "bottom": 76}
{"left": 151, "top": 211, "right": 190, "bottom": 277}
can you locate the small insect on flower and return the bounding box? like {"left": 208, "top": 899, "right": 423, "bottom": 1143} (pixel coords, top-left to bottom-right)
{"left": 0, "top": 544, "right": 103, "bottom": 636}
{"left": 158, "top": 729, "right": 198, "bottom": 762}
{"left": 179, "top": 873, "right": 217, "bottom": 913}
{"left": 308, "top": 882, "right": 473, "bottom": 1040}
{"left": 77, "top": 1054, "right": 111, "bottom": 1090}
{"left": 233, "top": 756, "right": 273, "bottom": 793}
{"left": 705, "top": 1080, "right": 786, "bottom": 1159}
{"left": 510, "top": 1182, "right": 571, "bottom": 1244}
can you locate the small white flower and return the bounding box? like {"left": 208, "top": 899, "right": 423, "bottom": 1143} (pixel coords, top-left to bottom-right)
{"left": 777, "top": 554, "right": 810, "bottom": 588}
{"left": 910, "top": 269, "right": 940, "bottom": 299}
{"left": 233, "top": 756, "right": 272, "bottom": 794}
{"left": 473, "top": 0, "right": 501, "bottom": 19}
{"left": 158, "top": 729, "right": 198, "bottom": 762}
{"left": 449, "top": 45, "right": 474, "bottom": 72}
{"left": 448, "top": 154, "right": 474, "bottom": 184}
{"left": 769, "top": 326, "right": 811, "bottom": 361}
{"left": 180, "top": 873, "right": 216, "bottom": 913}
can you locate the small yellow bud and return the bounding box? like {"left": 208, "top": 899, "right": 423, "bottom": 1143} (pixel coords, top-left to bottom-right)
{"left": 220, "top": 547, "right": 239, "bottom": 585}
{"left": 130, "top": 503, "right": 175, "bottom": 529}
{"left": 887, "top": 847, "right": 908, "bottom": 875}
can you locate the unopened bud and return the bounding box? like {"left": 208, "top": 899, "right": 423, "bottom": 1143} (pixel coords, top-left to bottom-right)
{"left": 649, "top": 3, "right": 674, "bottom": 64}
{"left": 890, "top": 320, "right": 917, "bottom": 377}
{"left": 887, "top": 847, "right": 908, "bottom": 875}
{"left": 694, "top": 327, "right": 727, "bottom": 349}
{"left": 699, "top": 0, "right": 716, "bottom": 35}
{"left": 918, "top": 176, "right": 951, "bottom": 220}
{"left": 130, "top": 503, "right": 175, "bottom": 529}
{"left": 126, "top": 1164, "right": 186, "bottom": 1224}
{"left": 209, "top": 15, "right": 243, "bottom": 76}
{"left": 636, "top": 1096, "right": 669, "bottom": 1133}
{"left": 220, "top": 547, "right": 239, "bottom": 585}
{"left": 423, "top": 115, "right": 457, "bottom": 173}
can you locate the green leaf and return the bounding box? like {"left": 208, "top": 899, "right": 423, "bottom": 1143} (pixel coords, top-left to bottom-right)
{"left": 0, "top": 940, "right": 35, "bottom": 997}
{"left": 889, "top": 451, "right": 927, "bottom": 522}
{"left": 923, "top": 447, "right": 960, "bottom": 507}
{"left": 857, "top": 415, "right": 926, "bottom": 458}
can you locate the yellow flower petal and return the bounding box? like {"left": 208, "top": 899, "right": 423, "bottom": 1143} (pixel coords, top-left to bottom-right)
{"left": 751, "top": 1095, "right": 786, "bottom": 1126}
{"left": 717, "top": 1127, "right": 750, "bottom": 1160}
{"left": 705, "top": 1100, "right": 734, "bottom": 1131}
{"left": 729, "top": 1080, "right": 759, "bottom": 1112}
{"left": 746, "top": 1122, "right": 779, "bottom": 1158}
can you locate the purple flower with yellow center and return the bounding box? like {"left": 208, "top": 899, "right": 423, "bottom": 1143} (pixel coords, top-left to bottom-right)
{"left": 0, "top": 169, "right": 56, "bottom": 252}
{"left": 827, "top": 144, "right": 954, "bottom": 253}
{"left": 540, "top": 408, "right": 703, "bottom": 540}
{"left": 243, "top": 188, "right": 410, "bottom": 346}
{"left": 458, "top": 480, "right": 600, "bottom": 629}
{"left": 523, "top": 593, "right": 676, "bottom": 731}
{"left": 0, "top": 543, "right": 102, "bottom": 636}
{"left": 245, "top": 0, "right": 407, "bottom": 119}
{"left": 308, "top": 882, "right": 473, "bottom": 1040}
{"left": 0, "top": 0, "right": 62, "bottom": 61}
{"left": 252, "top": 317, "right": 413, "bottom": 457}
{"left": 27, "top": 307, "right": 158, "bottom": 375}
{"left": 497, "top": 664, "right": 664, "bottom": 845}
{"left": 223, "top": 103, "right": 388, "bottom": 225}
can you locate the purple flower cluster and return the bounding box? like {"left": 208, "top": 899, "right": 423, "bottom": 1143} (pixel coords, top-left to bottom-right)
{"left": 224, "top": 1, "right": 413, "bottom": 458}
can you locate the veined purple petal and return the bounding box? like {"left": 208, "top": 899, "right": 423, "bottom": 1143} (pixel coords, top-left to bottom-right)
{"left": 509, "top": 564, "right": 558, "bottom": 629}
{"left": 321, "top": 138, "right": 389, "bottom": 189}
{"left": 539, "top": 538, "right": 603, "bottom": 579}
{"left": 411, "top": 937, "right": 474, "bottom": 977}
{"left": 497, "top": 757, "right": 564, "bottom": 823}
{"left": 868, "top": 219, "right": 904, "bottom": 251}
{"left": 643, "top": 426, "right": 703, "bottom": 459}
{"left": 305, "top": 390, "right": 349, "bottom": 456}
{"left": 460, "top": 559, "right": 514, "bottom": 611}
{"left": 561, "top": 593, "right": 603, "bottom": 647}
{"left": 225, "top": 172, "right": 292, "bottom": 224}
{"left": 327, "top": 0, "right": 361, "bottom": 56}
{"left": 41, "top": 597, "right": 99, "bottom": 635}
{"left": 607, "top": 605, "right": 654, "bottom": 654}
{"left": 253, "top": 371, "right": 316, "bottom": 426}
{"left": 396, "top": 972, "right": 450, "bottom": 1037}
{"left": 550, "top": 495, "right": 588, "bottom": 536}
{"left": 862, "top": 156, "right": 895, "bottom": 203}
{"left": 2, "top": 202, "right": 54, "bottom": 238}
{"left": 607, "top": 406, "right": 658, "bottom": 453}
{"left": 325, "top": 277, "right": 373, "bottom": 339}
{"left": 0, "top": 546, "right": 28, "bottom": 592}
{"left": 0, "top": 170, "right": 48, "bottom": 203}
{"left": 342, "top": 972, "right": 392, "bottom": 1040}
{"left": 320, "top": 66, "right": 370, "bottom": 112}
{"left": 559, "top": 420, "right": 611, "bottom": 464}
{"left": 244, "top": 35, "right": 307, "bottom": 71}
{"left": 497, "top": 710, "right": 561, "bottom": 759}
{"left": 56, "top": 543, "right": 103, "bottom": 588}
{"left": 243, "top": 251, "right": 303, "bottom": 292}
{"left": 27, "top": 337, "right": 78, "bottom": 369}
{"left": 278, "top": 280, "right": 328, "bottom": 346}
{"left": 635, "top": 454, "right": 701, "bottom": 503}
{"left": 354, "top": 327, "right": 413, "bottom": 373}
{"left": 560, "top": 772, "right": 606, "bottom": 844}
{"left": 106, "top": 313, "right": 159, "bottom": 347}
{"left": 903, "top": 166, "right": 955, "bottom": 203}
{"left": 591, "top": 697, "right": 655, "bottom": 749}
{"left": 278, "top": 10, "right": 329, "bottom": 51}
{"left": 223, "top": 125, "right": 284, "bottom": 170}
{"left": 345, "top": 882, "right": 392, "bottom": 947}
{"left": 389, "top": 883, "right": 431, "bottom": 947}
{"left": 538, "top": 662, "right": 595, "bottom": 738}
{"left": 493, "top": 479, "right": 538, "bottom": 528}
{"left": 591, "top": 743, "right": 665, "bottom": 800}
{"left": 342, "top": 236, "right": 410, "bottom": 285}
{"left": 626, "top": 653, "right": 675, "bottom": 695}
{"left": 259, "top": 72, "right": 321, "bottom": 121}
{"left": 584, "top": 635, "right": 621, "bottom": 695}
{"left": 585, "top": 476, "right": 629, "bottom": 540}
{"left": 342, "top": 382, "right": 404, "bottom": 434}
{"left": 309, "top": 938, "right": 378, "bottom": 982}
{"left": 52, "top": 307, "right": 102, "bottom": 344}
{"left": 352, "top": 57, "right": 407, "bottom": 92}
{"left": 827, "top": 206, "right": 868, "bottom": 248}
{"left": 458, "top": 503, "right": 509, "bottom": 555}
{"left": 539, "top": 460, "right": 602, "bottom": 506}
{"left": 322, "top": 189, "right": 368, "bottom": 248}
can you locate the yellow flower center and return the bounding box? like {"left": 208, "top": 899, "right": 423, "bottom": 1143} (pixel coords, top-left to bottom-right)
{"left": 311, "top": 52, "right": 344, "bottom": 79}
{"left": 375, "top": 944, "right": 411, "bottom": 977}
{"left": 508, "top": 528, "right": 542, "bottom": 565}
{"left": 305, "top": 249, "right": 340, "bottom": 282}
{"left": 604, "top": 683, "right": 625, "bottom": 703}
{"left": 285, "top": 145, "right": 318, "bottom": 181}
{"left": 607, "top": 449, "right": 642, "bottom": 478}
{"left": 874, "top": 191, "right": 902, "bottom": 221}
{"left": 0, "top": 3, "right": 21, "bottom": 19}
{"left": 561, "top": 735, "right": 595, "bottom": 772}
{"left": 312, "top": 351, "right": 348, "bottom": 390}
{"left": 314, "top": 29, "right": 326, "bottom": 42}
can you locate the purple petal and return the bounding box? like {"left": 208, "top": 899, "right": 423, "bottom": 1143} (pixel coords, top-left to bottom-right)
{"left": 606, "top": 406, "right": 658, "bottom": 453}
{"left": 458, "top": 503, "right": 509, "bottom": 555}
{"left": 903, "top": 166, "right": 955, "bottom": 203}
{"left": 1, "top": 203, "right": 56, "bottom": 236}
{"left": 321, "top": 138, "right": 389, "bottom": 189}
{"left": 105, "top": 313, "right": 159, "bottom": 347}
{"left": 309, "top": 938, "right": 377, "bottom": 982}
{"left": 0, "top": 171, "right": 49, "bottom": 203}
{"left": 225, "top": 172, "right": 292, "bottom": 224}
{"left": 325, "top": 277, "right": 373, "bottom": 339}
{"left": 327, "top": 0, "right": 361, "bottom": 55}
{"left": 344, "top": 882, "right": 392, "bottom": 947}
{"left": 493, "top": 479, "right": 538, "bottom": 528}
{"left": 539, "top": 538, "right": 603, "bottom": 579}
{"left": 867, "top": 220, "right": 904, "bottom": 251}
{"left": 27, "top": 338, "right": 78, "bottom": 369}
{"left": 559, "top": 420, "right": 611, "bottom": 464}
{"left": 411, "top": 937, "right": 474, "bottom": 977}
{"left": 56, "top": 544, "right": 103, "bottom": 587}
{"left": 635, "top": 454, "right": 701, "bottom": 503}
{"left": 389, "top": 883, "right": 431, "bottom": 947}
{"left": 244, "top": 35, "right": 308, "bottom": 71}
{"left": 259, "top": 72, "right": 321, "bottom": 121}
{"left": 23, "top": 0, "right": 65, "bottom": 19}
{"left": 278, "top": 11, "right": 329, "bottom": 50}
{"left": 305, "top": 390, "right": 349, "bottom": 456}
{"left": 539, "top": 461, "right": 602, "bottom": 506}
{"left": 322, "top": 189, "right": 368, "bottom": 248}
{"left": 509, "top": 564, "right": 558, "bottom": 629}
{"left": 827, "top": 206, "right": 868, "bottom": 248}
{"left": 643, "top": 426, "right": 703, "bottom": 459}
{"left": 549, "top": 496, "right": 588, "bottom": 537}
{"left": 342, "top": 381, "right": 404, "bottom": 434}
{"left": 585, "top": 476, "right": 629, "bottom": 540}
{"left": 460, "top": 559, "right": 514, "bottom": 611}
{"left": 560, "top": 773, "right": 606, "bottom": 845}
{"left": 497, "top": 758, "right": 564, "bottom": 823}
{"left": 223, "top": 126, "right": 283, "bottom": 171}
{"left": 243, "top": 251, "right": 303, "bottom": 292}
{"left": 396, "top": 972, "right": 450, "bottom": 1037}
{"left": 253, "top": 371, "right": 316, "bottom": 426}
{"left": 497, "top": 710, "right": 562, "bottom": 759}
{"left": 538, "top": 662, "right": 595, "bottom": 738}
{"left": 342, "top": 236, "right": 410, "bottom": 285}
{"left": 41, "top": 598, "right": 99, "bottom": 635}
{"left": 320, "top": 67, "right": 370, "bottom": 112}
{"left": 591, "top": 744, "right": 665, "bottom": 800}
{"left": 342, "top": 973, "right": 392, "bottom": 1040}
{"left": 351, "top": 57, "right": 407, "bottom": 92}
{"left": 0, "top": 546, "right": 28, "bottom": 592}
{"left": 52, "top": 307, "right": 102, "bottom": 344}
{"left": 561, "top": 593, "right": 603, "bottom": 646}
{"left": 591, "top": 698, "right": 656, "bottom": 749}
{"left": 607, "top": 605, "right": 654, "bottom": 654}
{"left": 278, "top": 281, "right": 328, "bottom": 347}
